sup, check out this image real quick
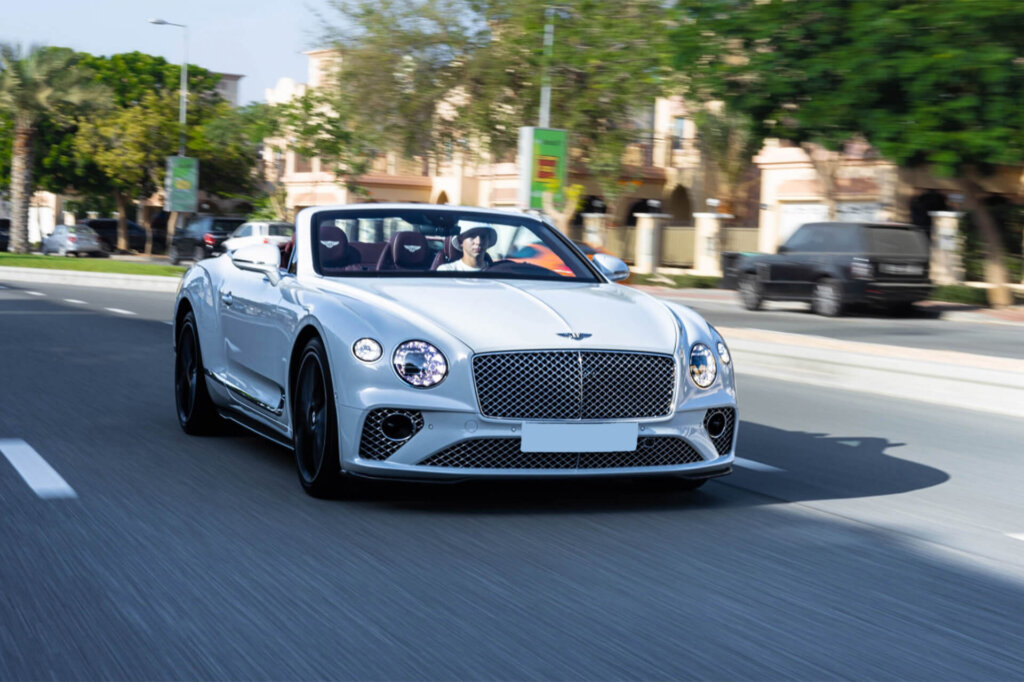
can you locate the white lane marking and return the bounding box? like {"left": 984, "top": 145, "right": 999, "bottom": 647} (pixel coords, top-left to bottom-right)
{"left": 64, "top": 298, "right": 86, "bottom": 305}
{"left": 734, "top": 457, "right": 785, "bottom": 473}
{"left": 163, "top": 320, "right": 174, "bottom": 326}
{"left": 1008, "top": 534, "right": 1024, "bottom": 543}
{"left": 105, "top": 307, "right": 137, "bottom": 316}
{"left": 26, "top": 291, "right": 45, "bottom": 296}
{"left": 0, "top": 284, "right": 7, "bottom": 289}
{"left": 0, "top": 439, "right": 77, "bottom": 499}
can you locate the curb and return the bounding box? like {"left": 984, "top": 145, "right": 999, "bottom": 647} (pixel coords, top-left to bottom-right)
{"left": 0, "top": 266, "right": 181, "bottom": 293}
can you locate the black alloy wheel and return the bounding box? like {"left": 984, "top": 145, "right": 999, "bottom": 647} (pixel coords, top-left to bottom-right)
{"left": 292, "top": 337, "right": 344, "bottom": 497}
{"left": 739, "top": 273, "right": 763, "bottom": 311}
{"left": 812, "top": 278, "right": 844, "bottom": 317}
{"left": 174, "top": 311, "right": 220, "bottom": 434}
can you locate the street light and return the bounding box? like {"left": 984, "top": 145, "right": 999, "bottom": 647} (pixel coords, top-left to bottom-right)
{"left": 539, "top": 7, "right": 570, "bottom": 128}
{"left": 148, "top": 17, "right": 188, "bottom": 156}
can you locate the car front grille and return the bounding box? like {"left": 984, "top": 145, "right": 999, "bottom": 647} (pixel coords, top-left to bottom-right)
{"left": 358, "top": 408, "right": 424, "bottom": 461}
{"left": 419, "top": 437, "right": 703, "bottom": 469}
{"left": 473, "top": 351, "right": 676, "bottom": 420}
{"left": 704, "top": 407, "right": 736, "bottom": 456}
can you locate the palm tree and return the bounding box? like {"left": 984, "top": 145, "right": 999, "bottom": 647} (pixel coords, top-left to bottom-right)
{"left": 0, "top": 44, "right": 107, "bottom": 253}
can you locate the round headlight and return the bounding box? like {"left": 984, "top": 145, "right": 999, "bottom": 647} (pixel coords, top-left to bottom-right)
{"left": 352, "top": 338, "right": 383, "bottom": 362}
{"left": 689, "top": 343, "right": 718, "bottom": 389}
{"left": 393, "top": 340, "right": 448, "bottom": 388}
{"left": 717, "top": 340, "right": 731, "bottom": 365}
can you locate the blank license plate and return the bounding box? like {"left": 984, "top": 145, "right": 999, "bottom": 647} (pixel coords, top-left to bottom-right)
{"left": 521, "top": 422, "right": 639, "bottom": 453}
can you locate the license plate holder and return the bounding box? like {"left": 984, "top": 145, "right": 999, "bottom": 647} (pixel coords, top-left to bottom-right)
{"left": 521, "top": 422, "right": 639, "bottom": 453}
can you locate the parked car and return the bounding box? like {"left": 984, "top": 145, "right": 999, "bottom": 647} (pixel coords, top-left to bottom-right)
{"left": 168, "top": 216, "right": 246, "bottom": 264}
{"left": 729, "top": 221, "right": 932, "bottom": 316}
{"left": 221, "top": 221, "right": 294, "bottom": 253}
{"left": 77, "top": 218, "right": 154, "bottom": 254}
{"left": 173, "top": 203, "right": 737, "bottom": 497}
{"left": 0, "top": 218, "right": 9, "bottom": 251}
{"left": 41, "top": 224, "right": 105, "bottom": 257}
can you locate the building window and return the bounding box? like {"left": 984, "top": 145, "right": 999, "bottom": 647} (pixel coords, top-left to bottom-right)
{"left": 293, "top": 153, "right": 313, "bottom": 173}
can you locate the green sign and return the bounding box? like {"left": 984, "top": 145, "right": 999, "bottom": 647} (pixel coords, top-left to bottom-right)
{"left": 517, "top": 127, "right": 568, "bottom": 209}
{"left": 165, "top": 156, "right": 199, "bottom": 213}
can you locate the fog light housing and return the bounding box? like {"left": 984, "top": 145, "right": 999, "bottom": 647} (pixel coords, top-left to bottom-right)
{"left": 352, "top": 338, "right": 383, "bottom": 362}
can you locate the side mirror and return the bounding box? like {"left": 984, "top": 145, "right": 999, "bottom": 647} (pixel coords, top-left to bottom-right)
{"left": 777, "top": 244, "right": 790, "bottom": 254}
{"left": 592, "top": 252, "right": 630, "bottom": 282}
{"left": 231, "top": 243, "right": 281, "bottom": 285}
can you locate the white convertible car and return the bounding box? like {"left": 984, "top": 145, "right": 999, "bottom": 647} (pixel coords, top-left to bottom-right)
{"left": 173, "top": 204, "right": 738, "bottom": 497}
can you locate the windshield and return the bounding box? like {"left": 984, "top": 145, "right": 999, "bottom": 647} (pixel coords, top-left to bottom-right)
{"left": 311, "top": 208, "right": 600, "bottom": 282}
{"left": 864, "top": 226, "right": 929, "bottom": 256}
{"left": 269, "top": 223, "right": 294, "bottom": 237}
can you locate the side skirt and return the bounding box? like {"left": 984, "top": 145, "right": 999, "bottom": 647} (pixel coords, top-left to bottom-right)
{"left": 218, "top": 407, "right": 294, "bottom": 451}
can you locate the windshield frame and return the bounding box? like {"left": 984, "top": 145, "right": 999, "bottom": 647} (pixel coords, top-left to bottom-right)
{"left": 308, "top": 207, "right": 605, "bottom": 283}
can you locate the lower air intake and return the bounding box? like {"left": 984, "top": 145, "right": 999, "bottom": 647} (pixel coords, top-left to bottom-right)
{"left": 419, "top": 437, "right": 703, "bottom": 469}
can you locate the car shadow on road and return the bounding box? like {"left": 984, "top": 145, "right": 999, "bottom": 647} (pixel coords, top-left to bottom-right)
{"left": 324, "top": 419, "right": 949, "bottom": 514}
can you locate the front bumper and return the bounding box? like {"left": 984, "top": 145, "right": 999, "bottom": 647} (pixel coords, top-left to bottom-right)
{"left": 339, "top": 405, "right": 737, "bottom": 481}
{"left": 847, "top": 280, "right": 932, "bottom": 304}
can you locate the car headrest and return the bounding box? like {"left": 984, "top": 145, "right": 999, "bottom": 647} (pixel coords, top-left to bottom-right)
{"left": 389, "top": 231, "right": 431, "bottom": 269}
{"left": 318, "top": 224, "right": 349, "bottom": 271}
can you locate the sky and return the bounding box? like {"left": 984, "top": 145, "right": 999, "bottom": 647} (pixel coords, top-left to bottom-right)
{"left": 1, "top": 0, "right": 334, "bottom": 104}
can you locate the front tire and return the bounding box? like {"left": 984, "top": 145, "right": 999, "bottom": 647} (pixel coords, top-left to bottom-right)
{"left": 292, "top": 337, "right": 345, "bottom": 498}
{"left": 739, "top": 273, "right": 763, "bottom": 311}
{"left": 175, "top": 310, "right": 221, "bottom": 434}
{"left": 812, "top": 278, "right": 844, "bottom": 317}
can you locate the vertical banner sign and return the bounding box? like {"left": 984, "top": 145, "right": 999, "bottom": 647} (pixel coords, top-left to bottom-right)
{"left": 165, "top": 156, "right": 199, "bottom": 213}
{"left": 517, "top": 127, "right": 568, "bottom": 210}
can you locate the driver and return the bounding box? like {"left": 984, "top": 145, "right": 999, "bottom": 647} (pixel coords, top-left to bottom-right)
{"left": 437, "top": 225, "right": 497, "bottom": 272}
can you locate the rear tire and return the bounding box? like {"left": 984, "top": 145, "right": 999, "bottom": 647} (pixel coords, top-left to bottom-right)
{"left": 168, "top": 245, "right": 180, "bottom": 265}
{"left": 812, "top": 278, "right": 844, "bottom": 317}
{"left": 174, "top": 310, "right": 222, "bottom": 434}
{"left": 739, "top": 273, "right": 763, "bottom": 311}
{"left": 292, "top": 337, "right": 346, "bottom": 498}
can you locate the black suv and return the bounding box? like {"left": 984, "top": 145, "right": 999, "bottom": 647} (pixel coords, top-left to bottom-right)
{"left": 168, "top": 216, "right": 246, "bottom": 264}
{"left": 77, "top": 218, "right": 158, "bottom": 253}
{"left": 729, "top": 222, "right": 932, "bottom": 316}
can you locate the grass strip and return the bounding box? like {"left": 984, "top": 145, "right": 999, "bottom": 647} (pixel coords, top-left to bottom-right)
{"left": 0, "top": 252, "right": 186, "bottom": 278}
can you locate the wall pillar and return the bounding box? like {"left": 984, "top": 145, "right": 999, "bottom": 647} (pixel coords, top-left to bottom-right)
{"left": 693, "top": 212, "right": 733, "bottom": 276}
{"left": 581, "top": 213, "right": 608, "bottom": 247}
{"left": 633, "top": 213, "right": 670, "bottom": 274}
{"left": 929, "top": 211, "right": 965, "bottom": 284}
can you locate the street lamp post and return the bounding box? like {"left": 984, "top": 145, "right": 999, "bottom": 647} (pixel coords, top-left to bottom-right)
{"left": 148, "top": 18, "right": 188, "bottom": 156}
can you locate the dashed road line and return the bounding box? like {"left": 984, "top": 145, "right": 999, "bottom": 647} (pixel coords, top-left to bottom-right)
{"left": 64, "top": 298, "right": 87, "bottom": 305}
{"left": 1008, "top": 534, "right": 1024, "bottom": 543}
{"left": 26, "top": 291, "right": 45, "bottom": 296}
{"left": 105, "top": 307, "right": 137, "bottom": 316}
{"left": 734, "top": 457, "right": 785, "bottom": 473}
{"left": 0, "top": 439, "right": 77, "bottom": 499}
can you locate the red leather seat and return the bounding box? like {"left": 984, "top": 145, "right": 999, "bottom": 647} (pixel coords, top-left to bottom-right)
{"left": 376, "top": 231, "right": 433, "bottom": 271}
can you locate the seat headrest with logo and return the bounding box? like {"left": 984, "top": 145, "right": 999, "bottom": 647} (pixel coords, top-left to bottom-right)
{"left": 318, "top": 224, "right": 350, "bottom": 272}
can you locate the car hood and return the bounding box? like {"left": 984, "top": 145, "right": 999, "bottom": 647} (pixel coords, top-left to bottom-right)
{"left": 327, "top": 278, "right": 680, "bottom": 353}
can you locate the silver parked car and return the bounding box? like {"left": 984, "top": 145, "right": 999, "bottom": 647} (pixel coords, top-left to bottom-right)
{"left": 41, "top": 224, "right": 104, "bottom": 257}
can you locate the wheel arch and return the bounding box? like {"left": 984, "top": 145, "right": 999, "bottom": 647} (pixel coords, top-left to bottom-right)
{"left": 289, "top": 324, "right": 327, "bottom": 399}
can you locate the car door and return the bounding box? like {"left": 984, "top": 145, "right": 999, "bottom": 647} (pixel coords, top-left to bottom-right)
{"left": 219, "top": 264, "right": 297, "bottom": 425}
{"left": 44, "top": 226, "right": 64, "bottom": 253}
{"left": 787, "top": 224, "right": 831, "bottom": 299}
{"left": 765, "top": 225, "right": 813, "bottom": 297}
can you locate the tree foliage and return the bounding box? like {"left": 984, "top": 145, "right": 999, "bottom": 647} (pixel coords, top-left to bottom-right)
{"left": 673, "top": 0, "right": 1024, "bottom": 300}
{"left": 322, "top": 0, "right": 672, "bottom": 198}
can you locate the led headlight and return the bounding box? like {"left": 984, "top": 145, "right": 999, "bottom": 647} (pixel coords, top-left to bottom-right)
{"left": 393, "top": 340, "right": 448, "bottom": 388}
{"left": 689, "top": 343, "right": 718, "bottom": 389}
{"left": 716, "top": 340, "right": 731, "bottom": 365}
{"left": 352, "top": 338, "right": 383, "bottom": 362}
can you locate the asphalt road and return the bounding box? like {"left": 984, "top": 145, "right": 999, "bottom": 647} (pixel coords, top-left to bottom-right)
{"left": 2, "top": 282, "right": 1024, "bottom": 680}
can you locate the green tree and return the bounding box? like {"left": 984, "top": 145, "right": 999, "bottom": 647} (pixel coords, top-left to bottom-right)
{"left": 322, "top": 0, "right": 671, "bottom": 208}
{"left": 75, "top": 91, "right": 179, "bottom": 252}
{"left": 0, "top": 44, "right": 108, "bottom": 252}
{"left": 674, "top": 0, "right": 1024, "bottom": 304}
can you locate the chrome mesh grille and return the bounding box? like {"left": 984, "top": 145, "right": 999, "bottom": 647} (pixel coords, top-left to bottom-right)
{"left": 419, "top": 437, "right": 702, "bottom": 469}
{"left": 473, "top": 351, "right": 676, "bottom": 420}
{"left": 358, "top": 408, "right": 424, "bottom": 461}
{"left": 704, "top": 407, "right": 736, "bottom": 456}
